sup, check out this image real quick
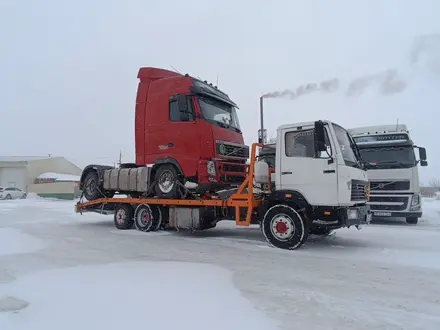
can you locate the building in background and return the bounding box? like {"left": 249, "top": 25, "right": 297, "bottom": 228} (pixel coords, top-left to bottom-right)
{"left": 33, "top": 172, "right": 82, "bottom": 200}
{"left": 0, "top": 156, "right": 83, "bottom": 200}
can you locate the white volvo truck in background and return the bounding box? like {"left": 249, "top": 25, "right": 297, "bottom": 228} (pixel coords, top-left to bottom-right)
{"left": 348, "top": 125, "right": 428, "bottom": 224}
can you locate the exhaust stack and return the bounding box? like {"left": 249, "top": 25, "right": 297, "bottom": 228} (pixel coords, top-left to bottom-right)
{"left": 258, "top": 96, "right": 267, "bottom": 144}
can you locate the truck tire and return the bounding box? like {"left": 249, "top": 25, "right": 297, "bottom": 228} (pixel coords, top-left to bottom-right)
{"left": 114, "top": 204, "right": 134, "bottom": 230}
{"left": 153, "top": 165, "right": 180, "bottom": 198}
{"left": 82, "top": 171, "right": 114, "bottom": 200}
{"left": 83, "top": 171, "right": 102, "bottom": 201}
{"left": 134, "top": 204, "right": 154, "bottom": 232}
{"left": 406, "top": 217, "right": 418, "bottom": 225}
{"left": 150, "top": 205, "right": 163, "bottom": 231}
{"left": 261, "top": 204, "right": 309, "bottom": 250}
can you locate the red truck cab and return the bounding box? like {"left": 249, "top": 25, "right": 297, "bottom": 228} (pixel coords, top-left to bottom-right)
{"left": 135, "top": 67, "right": 248, "bottom": 197}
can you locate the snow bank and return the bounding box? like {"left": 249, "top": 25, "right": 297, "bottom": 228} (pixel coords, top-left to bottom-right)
{"left": 0, "top": 262, "right": 278, "bottom": 330}
{"left": 422, "top": 198, "right": 440, "bottom": 223}
{"left": 0, "top": 228, "right": 45, "bottom": 256}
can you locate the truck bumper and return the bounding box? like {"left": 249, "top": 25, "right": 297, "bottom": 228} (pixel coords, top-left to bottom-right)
{"left": 342, "top": 204, "right": 372, "bottom": 228}
{"left": 371, "top": 211, "right": 422, "bottom": 218}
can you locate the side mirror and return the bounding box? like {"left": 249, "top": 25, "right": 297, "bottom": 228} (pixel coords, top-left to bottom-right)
{"left": 314, "top": 120, "right": 326, "bottom": 152}
{"left": 177, "top": 95, "right": 188, "bottom": 112}
{"left": 420, "top": 160, "right": 428, "bottom": 167}
{"left": 176, "top": 95, "right": 193, "bottom": 121}
{"left": 419, "top": 147, "right": 427, "bottom": 161}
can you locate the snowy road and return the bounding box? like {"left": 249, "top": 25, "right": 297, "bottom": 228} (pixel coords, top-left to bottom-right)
{"left": 1, "top": 197, "right": 440, "bottom": 330}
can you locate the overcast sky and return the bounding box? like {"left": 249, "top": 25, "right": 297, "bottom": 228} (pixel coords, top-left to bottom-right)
{"left": 1, "top": 0, "right": 439, "bottom": 183}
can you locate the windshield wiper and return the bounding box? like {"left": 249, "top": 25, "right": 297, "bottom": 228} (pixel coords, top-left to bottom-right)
{"left": 214, "top": 121, "right": 228, "bottom": 129}
{"left": 373, "top": 160, "right": 406, "bottom": 167}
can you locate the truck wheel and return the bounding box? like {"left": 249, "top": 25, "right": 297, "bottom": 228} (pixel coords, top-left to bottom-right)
{"left": 114, "top": 204, "right": 134, "bottom": 230}
{"left": 134, "top": 204, "right": 154, "bottom": 232}
{"left": 261, "top": 204, "right": 309, "bottom": 250}
{"left": 406, "top": 217, "right": 418, "bottom": 225}
{"left": 150, "top": 205, "right": 163, "bottom": 231}
{"left": 154, "top": 165, "right": 180, "bottom": 198}
{"left": 83, "top": 171, "right": 102, "bottom": 201}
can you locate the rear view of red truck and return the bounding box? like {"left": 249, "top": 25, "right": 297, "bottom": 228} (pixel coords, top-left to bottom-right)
{"left": 80, "top": 67, "right": 249, "bottom": 200}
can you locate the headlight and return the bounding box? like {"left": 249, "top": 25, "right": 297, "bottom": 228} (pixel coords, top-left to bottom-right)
{"left": 411, "top": 194, "right": 420, "bottom": 206}
{"left": 410, "top": 194, "right": 421, "bottom": 211}
{"left": 207, "top": 161, "right": 216, "bottom": 176}
{"left": 347, "top": 208, "right": 359, "bottom": 220}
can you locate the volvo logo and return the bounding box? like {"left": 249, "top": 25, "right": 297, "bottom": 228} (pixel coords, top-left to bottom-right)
{"left": 378, "top": 183, "right": 385, "bottom": 189}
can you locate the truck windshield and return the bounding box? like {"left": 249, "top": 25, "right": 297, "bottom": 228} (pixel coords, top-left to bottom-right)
{"left": 198, "top": 97, "right": 241, "bottom": 133}
{"left": 358, "top": 146, "right": 416, "bottom": 169}
{"left": 332, "top": 124, "right": 362, "bottom": 168}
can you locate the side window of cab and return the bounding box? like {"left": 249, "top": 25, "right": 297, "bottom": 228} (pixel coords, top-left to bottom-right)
{"left": 285, "top": 128, "right": 332, "bottom": 158}
{"left": 169, "top": 95, "right": 194, "bottom": 122}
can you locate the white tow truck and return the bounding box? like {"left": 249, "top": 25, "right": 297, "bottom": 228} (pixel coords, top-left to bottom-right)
{"left": 348, "top": 124, "right": 428, "bottom": 224}
{"left": 256, "top": 120, "right": 372, "bottom": 235}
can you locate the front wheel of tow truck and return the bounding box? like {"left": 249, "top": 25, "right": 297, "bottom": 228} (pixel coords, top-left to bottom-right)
{"left": 261, "top": 204, "right": 309, "bottom": 250}
{"left": 114, "top": 204, "right": 134, "bottom": 230}
{"left": 406, "top": 217, "right": 419, "bottom": 225}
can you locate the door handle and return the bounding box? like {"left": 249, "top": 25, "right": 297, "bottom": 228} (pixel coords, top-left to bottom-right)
{"left": 281, "top": 171, "right": 292, "bottom": 175}
{"left": 323, "top": 170, "right": 336, "bottom": 174}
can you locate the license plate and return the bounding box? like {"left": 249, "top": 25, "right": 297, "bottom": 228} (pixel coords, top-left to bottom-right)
{"left": 374, "top": 212, "right": 392, "bottom": 217}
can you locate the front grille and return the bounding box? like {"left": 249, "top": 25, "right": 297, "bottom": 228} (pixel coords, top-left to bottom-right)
{"left": 216, "top": 141, "right": 249, "bottom": 159}
{"left": 368, "top": 196, "right": 408, "bottom": 211}
{"left": 222, "top": 175, "right": 246, "bottom": 183}
{"left": 370, "top": 180, "right": 410, "bottom": 191}
{"left": 222, "top": 163, "right": 245, "bottom": 172}
{"left": 351, "top": 179, "right": 369, "bottom": 201}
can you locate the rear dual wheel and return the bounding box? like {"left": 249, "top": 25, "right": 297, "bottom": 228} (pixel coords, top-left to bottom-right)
{"left": 114, "top": 204, "right": 134, "bottom": 230}
{"left": 134, "top": 204, "right": 163, "bottom": 232}
{"left": 261, "top": 204, "right": 309, "bottom": 250}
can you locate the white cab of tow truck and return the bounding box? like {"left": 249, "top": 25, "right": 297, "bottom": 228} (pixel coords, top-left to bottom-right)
{"left": 348, "top": 124, "right": 428, "bottom": 224}
{"left": 274, "top": 120, "right": 369, "bottom": 208}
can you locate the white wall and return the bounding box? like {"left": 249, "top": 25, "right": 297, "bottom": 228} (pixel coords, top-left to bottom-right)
{"left": 0, "top": 164, "right": 28, "bottom": 190}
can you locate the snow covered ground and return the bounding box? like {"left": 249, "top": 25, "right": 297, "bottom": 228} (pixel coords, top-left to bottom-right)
{"left": 1, "top": 197, "right": 440, "bottom": 330}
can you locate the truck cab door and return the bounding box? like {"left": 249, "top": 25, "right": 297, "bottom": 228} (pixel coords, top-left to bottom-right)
{"left": 165, "top": 95, "right": 201, "bottom": 172}
{"left": 277, "top": 124, "right": 338, "bottom": 206}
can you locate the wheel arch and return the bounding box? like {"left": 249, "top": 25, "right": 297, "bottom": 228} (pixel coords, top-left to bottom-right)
{"left": 264, "top": 189, "right": 312, "bottom": 217}
{"left": 151, "top": 158, "right": 184, "bottom": 178}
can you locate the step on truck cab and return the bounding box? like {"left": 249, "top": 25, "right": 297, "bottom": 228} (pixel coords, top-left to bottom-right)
{"left": 348, "top": 125, "right": 427, "bottom": 224}
{"left": 79, "top": 67, "right": 249, "bottom": 200}
{"left": 76, "top": 120, "right": 371, "bottom": 250}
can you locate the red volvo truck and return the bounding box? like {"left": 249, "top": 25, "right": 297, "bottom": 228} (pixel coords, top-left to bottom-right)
{"left": 79, "top": 67, "right": 249, "bottom": 200}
